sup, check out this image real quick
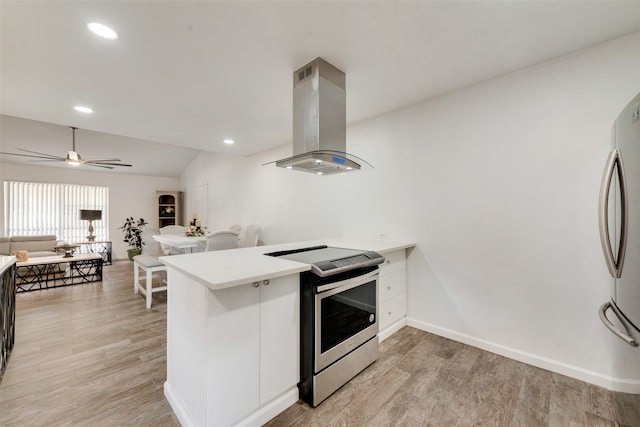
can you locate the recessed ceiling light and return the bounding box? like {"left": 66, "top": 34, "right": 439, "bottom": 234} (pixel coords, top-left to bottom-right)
{"left": 286, "top": 166, "right": 293, "bottom": 169}
{"left": 223, "top": 139, "right": 234, "bottom": 145}
{"left": 87, "top": 22, "right": 118, "bottom": 40}
{"left": 74, "top": 106, "right": 93, "bottom": 114}
{"left": 317, "top": 172, "right": 323, "bottom": 175}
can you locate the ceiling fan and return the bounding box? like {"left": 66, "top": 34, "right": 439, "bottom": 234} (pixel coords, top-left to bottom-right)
{"left": 0, "top": 126, "right": 133, "bottom": 169}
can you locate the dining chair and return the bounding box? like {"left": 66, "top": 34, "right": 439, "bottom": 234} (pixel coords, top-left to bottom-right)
{"left": 204, "top": 230, "right": 240, "bottom": 251}
{"left": 160, "top": 225, "right": 188, "bottom": 255}
{"left": 238, "top": 225, "right": 260, "bottom": 248}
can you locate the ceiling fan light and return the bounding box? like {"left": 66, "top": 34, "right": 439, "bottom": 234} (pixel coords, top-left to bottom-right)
{"left": 66, "top": 150, "right": 82, "bottom": 166}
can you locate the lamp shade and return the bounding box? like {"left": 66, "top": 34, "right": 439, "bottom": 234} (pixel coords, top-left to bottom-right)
{"left": 80, "top": 209, "right": 102, "bottom": 221}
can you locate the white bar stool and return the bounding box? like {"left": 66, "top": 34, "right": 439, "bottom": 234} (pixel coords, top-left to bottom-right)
{"left": 133, "top": 254, "right": 167, "bottom": 309}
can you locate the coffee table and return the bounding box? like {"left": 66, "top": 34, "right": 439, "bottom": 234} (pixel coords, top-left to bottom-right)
{"left": 16, "top": 253, "right": 103, "bottom": 292}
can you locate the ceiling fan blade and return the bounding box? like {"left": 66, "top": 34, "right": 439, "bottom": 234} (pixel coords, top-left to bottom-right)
{"left": 17, "top": 148, "right": 63, "bottom": 157}
{"left": 17, "top": 148, "right": 67, "bottom": 159}
{"left": 3, "top": 128, "right": 134, "bottom": 169}
{"left": 86, "top": 158, "right": 123, "bottom": 162}
{"left": 86, "top": 161, "right": 132, "bottom": 167}
{"left": 84, "top": 163, "right": 115, "bottom": 169}
{"left": 0, "top": 151, "right": 66, "bottom": 161}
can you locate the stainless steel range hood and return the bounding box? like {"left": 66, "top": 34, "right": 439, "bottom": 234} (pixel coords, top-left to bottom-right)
{"left": 275, "top": 58, "right": 369, "bottom": 175}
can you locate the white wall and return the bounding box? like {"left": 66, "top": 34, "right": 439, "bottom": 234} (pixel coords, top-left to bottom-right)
{"left": 179, "top": 151, "right": 251, "bottom": 231}
{"left": 180, "top": 32, "right": 640, "bottom": 392}
{"left": 0, "top": 163, "right": 179, "bottom": 260}
{"left": 398, "top": 33, "right": 640, "bottom": 392}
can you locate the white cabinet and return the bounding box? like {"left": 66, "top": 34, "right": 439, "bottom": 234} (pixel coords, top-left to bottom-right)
{"left": 259, "top": 276, "right": 299, "bottom": 405}
{"left": 378, "top": 249, "right": 407, "bottom": 341}
{"left": 204, "top": 281, "right": 260, "bottom": 425}
{"left": 165, "top": 270, "right": 299, "bottom": 427}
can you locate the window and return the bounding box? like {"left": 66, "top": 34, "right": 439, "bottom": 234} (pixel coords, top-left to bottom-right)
{"left": 3, "top": 181, "right": 109, "bottom": 242}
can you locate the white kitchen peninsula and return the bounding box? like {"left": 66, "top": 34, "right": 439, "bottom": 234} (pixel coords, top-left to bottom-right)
{"left": 160, "top": 238, "right": 414, "bottom": 427}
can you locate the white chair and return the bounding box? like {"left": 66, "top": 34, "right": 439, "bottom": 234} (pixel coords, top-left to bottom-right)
{"left": 142, "top": 227, "right": 162, "bottom": 255}
{"left": 204, "top": 230, "right": 239, "bottom": 251}
{"left": 238, "top": 225, "right": 260, "bottom": 248}
{"left": 133, "top": 254, "right": 167, "bottom": 309}
{"left": 160, "top": 225, "right": 188, "bottom": 255}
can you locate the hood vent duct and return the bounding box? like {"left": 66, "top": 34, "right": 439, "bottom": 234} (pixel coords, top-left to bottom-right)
{"left": 273, "top": 57, "right": 371, "bottom": 175}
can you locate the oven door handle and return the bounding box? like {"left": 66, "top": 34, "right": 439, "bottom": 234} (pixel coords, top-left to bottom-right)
{"left": 316, "top": 269, "right": 379, "bottom": 293}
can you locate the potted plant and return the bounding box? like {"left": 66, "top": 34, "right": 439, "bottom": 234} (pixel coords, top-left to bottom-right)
{"left": 119, "top": 217, "right": 148, "bottom": 260}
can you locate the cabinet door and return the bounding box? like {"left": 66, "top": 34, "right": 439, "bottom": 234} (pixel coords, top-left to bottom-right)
{"left": 260, "top": 275, "right": 300, "bottom": 405}
{"left": 379, "top": 268, "right": 407, "bottom": 302}
{"left": 380, "top": 292, "right": 407, "bottom": 330}
{"left": 206, "top": 283, "right": 260, "bottom": 426}
{"left": 379, "top": 249, "right": 407, "bottom": 276}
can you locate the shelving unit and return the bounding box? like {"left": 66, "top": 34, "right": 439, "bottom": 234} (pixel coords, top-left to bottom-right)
{"left": 157, "top": 191, "right": 183, "bottom": 229}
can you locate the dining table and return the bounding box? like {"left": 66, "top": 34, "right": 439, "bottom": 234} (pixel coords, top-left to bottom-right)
{"left": 152, "top": 234, "right": 206, "bottom": 254}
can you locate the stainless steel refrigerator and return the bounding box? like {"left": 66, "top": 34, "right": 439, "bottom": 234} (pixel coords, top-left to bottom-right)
{"left": 599, "top": 92, "right": 640, "bottom": 347}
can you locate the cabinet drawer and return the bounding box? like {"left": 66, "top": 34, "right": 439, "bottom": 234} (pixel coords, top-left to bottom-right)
{"left": 379, "top": 268, "right": 406, "bottom": 302}
{"left": 379, "top": 292, "right": 406, "bottom": 330}
{"left": 379, "top": 250, "right": 406, "bottom": 276}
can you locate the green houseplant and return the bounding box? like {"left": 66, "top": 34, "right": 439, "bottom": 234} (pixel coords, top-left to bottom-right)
{"left": 119, "top": 217, "right": 148, "bottom": 260}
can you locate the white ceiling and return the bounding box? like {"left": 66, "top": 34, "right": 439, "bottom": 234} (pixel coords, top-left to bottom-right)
{"left": 2, "top": 1, "right": 640, "bottom": 176}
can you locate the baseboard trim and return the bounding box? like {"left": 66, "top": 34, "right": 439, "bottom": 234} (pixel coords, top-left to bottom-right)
{"left": 236, "top": 387, "right": 299, "bottom": 427}
{"left": 379, "top": 317, "right": 407, "bottom": 342}
{"left": 164, "top": 381, "right": 196, "bottom": 427}
{"left": 406, "top": 318, "right": 640, "bottom": 394}
{"left": 165, "top": 381, "right": 298, "bottom": 427}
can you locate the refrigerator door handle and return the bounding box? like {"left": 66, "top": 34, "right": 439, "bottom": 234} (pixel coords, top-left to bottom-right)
{"left": 598, "top": 149, "right": 628, "bottom": 278}
{"left": 599, "top": 302, "right": 638, "bottom": 347}
{"left": 617, "top": 149, "right": 629, "bottom": 276}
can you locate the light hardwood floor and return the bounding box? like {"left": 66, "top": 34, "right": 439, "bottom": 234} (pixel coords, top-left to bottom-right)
{"left": 268, "top": 327, "right": 640, "bottom": 426}
{"left": 1, "top": 261, "right": 639, "bottom": 426}
{"left": 0, "top": 260, "right": 179, "bottom": 427}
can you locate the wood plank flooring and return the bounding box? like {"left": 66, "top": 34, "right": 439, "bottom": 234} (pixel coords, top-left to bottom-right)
{"left": 1, "top": 260, "right": 639, "bottom": 426}
{"left": 268, "top": 329, "right": 640, "bottom": 427}
{"left": 0, "top": 260, "right": 179, "bottom": 427}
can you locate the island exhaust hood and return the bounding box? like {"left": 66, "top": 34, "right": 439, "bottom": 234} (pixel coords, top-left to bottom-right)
{"left": 274, "top": 57, "right": 370, "bottom": 175}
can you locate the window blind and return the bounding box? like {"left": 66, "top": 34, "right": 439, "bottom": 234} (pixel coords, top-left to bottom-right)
{"left": 3, "top": 181, "right": 109, "bottom": 242}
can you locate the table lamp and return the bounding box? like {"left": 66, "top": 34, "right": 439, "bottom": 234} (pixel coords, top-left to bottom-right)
{"left": 80, "top": 209, "right": 102, "bottom": 241}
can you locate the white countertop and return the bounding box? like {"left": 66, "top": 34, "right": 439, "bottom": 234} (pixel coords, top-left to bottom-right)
{"left": 159, "top": 238, "right": 414, "bottom": 291}
{"left": 0, "top": 255, "right": 16, "bottom": 275}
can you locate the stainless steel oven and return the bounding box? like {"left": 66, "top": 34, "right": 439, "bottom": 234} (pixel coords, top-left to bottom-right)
{"left": 267, "top": 245, "right": 384, "bottom": 407}
{"left": 314, "top": 269, "right": 378, "bottom": 372}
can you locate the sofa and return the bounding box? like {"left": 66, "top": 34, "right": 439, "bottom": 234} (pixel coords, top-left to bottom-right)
{"left": 0, "top": 235, "right": 62, "bottom": 258}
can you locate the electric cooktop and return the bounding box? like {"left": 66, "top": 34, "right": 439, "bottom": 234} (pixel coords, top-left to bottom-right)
{"left": 266, "top": 245, "right": 384, "bottom": 277}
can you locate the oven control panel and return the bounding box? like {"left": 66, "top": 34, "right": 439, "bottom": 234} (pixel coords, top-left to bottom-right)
{"left": 332, "top": 254, "right": 369, "bottom": 268}
{"left": 312, "top": 251, "right": 384, "bottom": 276}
